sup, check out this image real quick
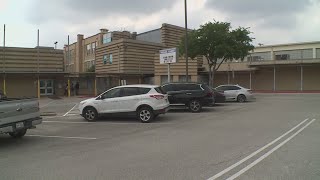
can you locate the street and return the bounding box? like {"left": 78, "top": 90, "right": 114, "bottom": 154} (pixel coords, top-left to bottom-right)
{"left": 1, "top": 94, "right": 320, "bottom": 180}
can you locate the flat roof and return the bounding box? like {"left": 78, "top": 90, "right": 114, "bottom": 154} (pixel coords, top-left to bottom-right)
{"left": 257, "top": 41, "right": 320, "bottom": 48}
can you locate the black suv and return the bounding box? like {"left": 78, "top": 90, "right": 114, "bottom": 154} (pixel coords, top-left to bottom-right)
{"left": 161, "top": 83, "right": 214, "bottom": 112}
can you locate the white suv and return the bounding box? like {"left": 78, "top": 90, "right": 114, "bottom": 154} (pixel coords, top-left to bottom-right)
{"left": 79, "top": 85, "right": 170, "bottom": 123}
{"left": 215, "top": 84, "right": 254, "bottom": 102}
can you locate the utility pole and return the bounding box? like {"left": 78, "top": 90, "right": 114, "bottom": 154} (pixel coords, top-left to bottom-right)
{"left": 2, "top": 24, "right": 6, "bottom": 95}
{"left": 37, "top": 29, "right": 40, "bottom": 98}
{"left": 184, "top": 0, "right": 189, "bottom": 82}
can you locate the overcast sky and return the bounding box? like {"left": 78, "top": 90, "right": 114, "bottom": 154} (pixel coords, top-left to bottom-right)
{"left": 0, "top": 0, "right": 319, "bottom": 49}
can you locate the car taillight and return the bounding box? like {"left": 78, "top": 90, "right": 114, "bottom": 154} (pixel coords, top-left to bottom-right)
{"left": 150, "top": 95, "right": 165, "bottom": 100}
{"left": 247, "top": 90, "right": 253, "bottom": 94}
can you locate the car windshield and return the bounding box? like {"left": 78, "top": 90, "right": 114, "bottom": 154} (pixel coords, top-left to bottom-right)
{"left": 1, "top": 1, "right": 319, "bottom": 180}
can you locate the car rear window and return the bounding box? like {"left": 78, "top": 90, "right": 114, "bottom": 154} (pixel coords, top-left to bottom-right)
{"left": 201, "top": 84, "right": 212, "bottom": 91}
{"left": 155, "top": 87, "right": 166, "bottom": 94}
{"left": 139, "top": 88, "right": 151, "bottom": 94}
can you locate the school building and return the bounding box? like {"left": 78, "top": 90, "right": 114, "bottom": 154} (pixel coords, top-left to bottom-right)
{"left": 1, "top": 23, "right": 320, "bottom": 98}
{"left": 0, "top": 46, "right": 64, "bottom": 98}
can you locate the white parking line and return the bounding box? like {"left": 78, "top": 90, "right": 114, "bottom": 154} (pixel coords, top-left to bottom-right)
{"left": 43, "top": 120, "right": 93, "bottom": 124}
{"left": 63, "top": 103, "right": 78, "bottom": 117}
{"left": 26, "top": 135, "right": 97, "bottom": 140}
{"left": 43, "top": 120, "right": 173, "bottom": 125}
{"left": 40, "top": 101, "right": 55, "bottom": 108}
{"left": 226, "top": 119, "right": 316, "bottom": 180}
{"left": 207, "top": 118, "right": 310, "bottom": 180}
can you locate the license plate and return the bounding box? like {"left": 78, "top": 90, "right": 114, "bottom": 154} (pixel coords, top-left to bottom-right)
{"left": 16, "top": 122, "right": 24, "bottom": 129}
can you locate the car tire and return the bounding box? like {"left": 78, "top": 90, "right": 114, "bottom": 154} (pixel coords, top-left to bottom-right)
{"left": 83, "top": 107, "right": 98, "bottom": 122}
{"left": 9, "top": 129, "right": 27, "bottom": 138}
{"left": 137, "top": 106, "right": 154, "bottom": 123}
{"left": 188, "top": 100, "right": 202, "bottom": 113}
{"left": 237, "top": 94, "right": 246, "bottom": 103}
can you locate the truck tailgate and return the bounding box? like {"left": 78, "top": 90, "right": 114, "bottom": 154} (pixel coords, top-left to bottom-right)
{"left": 0, "top": 98, "right": 40, "bottom": 126}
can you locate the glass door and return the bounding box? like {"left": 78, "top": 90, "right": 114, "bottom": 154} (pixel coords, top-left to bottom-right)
{"left": 40, "top": 80, "right": 54, "bottom": 96}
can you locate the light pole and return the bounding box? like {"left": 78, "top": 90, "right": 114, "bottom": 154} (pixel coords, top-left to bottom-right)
{"left": 54, "top": 41, "right": 58, "bottom": 49}
{"left": 184, "top": 0, "right": 189, "bottom": 82}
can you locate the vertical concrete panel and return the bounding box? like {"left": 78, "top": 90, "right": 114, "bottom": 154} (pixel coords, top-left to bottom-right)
{"left": 252, "top": 68, "right": 274, "bottom": 90}
{"left": 304, "top": 66, "right": 320, "bottom": 90}
{"left": 154, "top": 76, "right": 161, "bottom": 85}
{"left": 191, "top": 75, "right": 197, "bottom": 82}
{"left": 0, "top": 76, "right": 3, "bottom": 92}
{"left": 232, "top": 72, "right": 250, "bottom": 88}
{"left": 214, "top": 73, "right": 228, "bottom": 87}
{"left": 6, "top": 76, "right": 37, "bottom": 98}
{"left": 172, "top": 75, "right": 179, "bottom": 82}
{"left": 276, "top": 66, "right": 300, "bottom": 91}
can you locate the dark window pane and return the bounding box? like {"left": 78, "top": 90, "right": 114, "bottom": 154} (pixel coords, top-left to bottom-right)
{"left": 121, "top": 87, "right": 140, "bottom": 97}
{"left": 161, "top": 84, "right": 174, "bottom": 92}
{"left": 201, "top": 84, "right": 211, "bottom": 91}
{"left": 186, "top": 84, "right": 201, "bottom": 90}
{"left": 102, "top": 88, "right": 121, "bottom": 99}
{"left": 139, "top": 88, "right": 151, "bottom": 94}
{"left": 216, "top": 86, "right": 225, "bottom": 91}
{"left": 154, "top": 87, "right": 165, "bottom": 94}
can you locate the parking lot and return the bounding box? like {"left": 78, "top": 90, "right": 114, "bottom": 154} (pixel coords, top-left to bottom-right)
{"left": 1, "top": 94, "right": 320, "bottom": 180}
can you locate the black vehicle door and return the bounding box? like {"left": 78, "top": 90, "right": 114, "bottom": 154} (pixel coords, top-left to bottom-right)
{"left": 162, "top": 84, "right": 176, "bottom": 103}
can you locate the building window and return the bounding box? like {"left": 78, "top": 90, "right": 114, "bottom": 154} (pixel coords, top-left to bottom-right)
{"left": 109, "top": 54, "right": 113, "bottom": 64}
{"left": 92, "top": 42, "right": 96, "bottom": 52}
{"left": 103, "top": 33, "right": 112, "bottom": 44}
{"left": 86, "top": 44, "right": 91, "bottom": 55}
{"left": 103, "top": 55, "right": 108, "bottom": 65}
{"left": 247, "top": 56, "right": 264, "bottom": 61}
{"left": 275, "top": 54, "right": 290, "bottom": 60}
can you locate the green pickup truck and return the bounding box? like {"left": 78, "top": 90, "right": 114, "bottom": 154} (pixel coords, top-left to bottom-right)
{"left": 0, "top": 95, "right": 42, "bottom": 138}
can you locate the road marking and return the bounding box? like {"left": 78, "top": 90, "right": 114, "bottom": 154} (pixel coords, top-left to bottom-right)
{"left": 63, "top": 103, "right": 78, "bottom": 117}
{"left": 40, "top": 101, "right": 55, "bottom": 108}
{"left": 43, "top": 120, "right": 173, "bottom": 125}
{"left": 207, "top": 118, "right": 310, "bottom": 180}
{"left": 43, "top": 120, "right": 93, "bottom": 124}
{"left": 226, "top": 119, "right": 316, "bottom": 180}
{"left": 26, "top": 135, "right": 97, "bottom": 140}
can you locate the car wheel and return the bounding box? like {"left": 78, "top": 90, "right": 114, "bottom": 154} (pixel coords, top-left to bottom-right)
{"left": 189, "top": 100, "right": 202, "bottom": 113}
{"left": 237, "top": 94, "right": 246, "bottom": 103}
{"left": 9, "top": 129, "right": 27, "bottom": 138}
{"left": 83, "top": 107, "right": 98, "bottom": 121}
{"left": 137, "top": 107, "right": 154, "bottom": 123}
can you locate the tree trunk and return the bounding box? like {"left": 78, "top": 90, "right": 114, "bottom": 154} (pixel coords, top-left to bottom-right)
{"left": 208, "top": 64, "right": 213, "bottom": 87}
{"left": 212, "top": 68, "right": 215, "bottom": 87}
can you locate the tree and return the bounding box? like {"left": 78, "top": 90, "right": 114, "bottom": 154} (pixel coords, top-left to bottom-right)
{"left": 179, "top": 21, "right": 254, "bottom": 87}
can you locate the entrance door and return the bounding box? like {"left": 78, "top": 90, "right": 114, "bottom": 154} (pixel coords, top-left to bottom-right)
{"left": 40, "top": 80, "right": 54, "bottom": 96}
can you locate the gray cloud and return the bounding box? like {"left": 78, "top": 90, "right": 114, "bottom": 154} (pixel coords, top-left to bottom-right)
{"left": 205, "top": 0, "right": 313, "bottom": 28}
{"left": 28, "top": 0, "right": 177, "bottom": 24}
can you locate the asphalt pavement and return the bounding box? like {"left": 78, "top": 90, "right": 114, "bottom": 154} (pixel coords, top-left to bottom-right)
{"left": 0, "top": 94, "right": 319, "bottom": 180}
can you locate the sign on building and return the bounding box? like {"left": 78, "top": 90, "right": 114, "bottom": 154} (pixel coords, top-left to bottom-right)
{"left": 159, "top": 48, "right": 178, "bottom": 64}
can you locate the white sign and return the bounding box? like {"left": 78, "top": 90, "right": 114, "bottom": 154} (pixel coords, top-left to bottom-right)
{"left": 160, "top": 48, "right": 178, "bottom": 64}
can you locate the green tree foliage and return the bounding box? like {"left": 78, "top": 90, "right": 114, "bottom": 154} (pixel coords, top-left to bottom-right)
{"left": 179, "top": 21, "right": 254, "bottom": 87}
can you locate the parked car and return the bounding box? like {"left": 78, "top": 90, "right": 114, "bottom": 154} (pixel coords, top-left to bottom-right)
{"left": 211, "top": 88, "right": 226, "bottom": 104}
{"left": 79, "top": 85, "right": 170, "bottom": 123}
{"left": 0, "top": 97, "right": 42, "bottom": 138}
{"left": 161, "top": 83, "right": 214, "bottom": 113}
{"left": 215, "top": 84, "right": 254, "bottom": 102}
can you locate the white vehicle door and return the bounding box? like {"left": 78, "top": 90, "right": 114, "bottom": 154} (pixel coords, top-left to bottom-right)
{"left": 226, "top": 86, "right": 241, "bottom": 100}
{"left": 116, "top": 87, "right": 143, "bottom": 112}
{"left": 217, "top": 86, "right": 232, "bottom": 100}
{"left": 97, "top": 88, "right": 121, "bottom": 113}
